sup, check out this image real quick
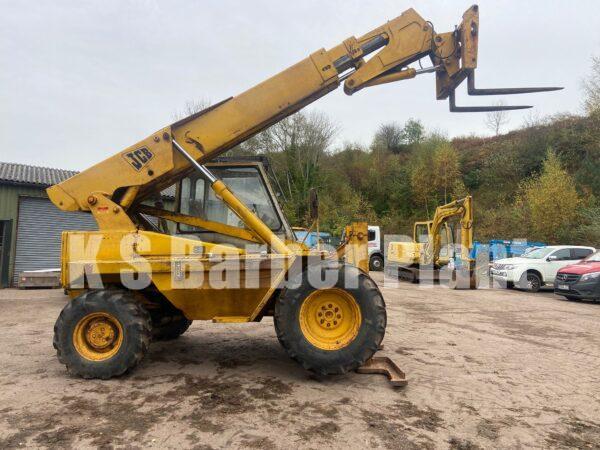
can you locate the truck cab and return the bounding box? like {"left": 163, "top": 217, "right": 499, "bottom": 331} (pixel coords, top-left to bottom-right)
{"left": 367, "top": 225, "right": 384, "bottom": 271}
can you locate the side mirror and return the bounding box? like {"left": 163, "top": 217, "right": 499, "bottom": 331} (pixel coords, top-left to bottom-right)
{"left": 309, "top": 188, "right": 319, "bottom": 221}
{"left": 547, "top": 255, "right": 558, "bottom": 261}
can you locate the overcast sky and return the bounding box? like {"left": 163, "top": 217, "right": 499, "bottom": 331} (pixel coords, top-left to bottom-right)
{"left": 1, "top": 1, "right": 598, "bottom": 170}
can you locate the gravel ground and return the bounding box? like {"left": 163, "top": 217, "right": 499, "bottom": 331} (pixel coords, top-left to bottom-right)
{"left": 0, "top": 273, "right": 599, "bottom": 449}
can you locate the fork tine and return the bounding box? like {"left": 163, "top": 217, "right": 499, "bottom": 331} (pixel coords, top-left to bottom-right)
{"left": 449, "top": 91, "right": 532, "bottom": 113}
{"left": 467, "top": 71, "right": 563, "bottom": 96}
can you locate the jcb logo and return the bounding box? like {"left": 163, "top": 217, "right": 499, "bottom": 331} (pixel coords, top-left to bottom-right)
{"left": 123, "top": 147, "right": 154, "bottom": 171}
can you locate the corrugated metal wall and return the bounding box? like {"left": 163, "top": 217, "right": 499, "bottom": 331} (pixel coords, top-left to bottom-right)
{"left": 0, "top": 185, "right": 48, "bottom": 286}
{"left": 13, "top": 197, "right": 97, "bottom": 285}
{"left": 0, "top": 182, "right": 176, "bottom": 287}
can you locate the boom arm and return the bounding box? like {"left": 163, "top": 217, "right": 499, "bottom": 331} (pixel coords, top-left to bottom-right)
{"left": 423, "top": 196, "right": 473, "bottom": 266}
{"left": 47, "top": 6, "right": 558, "bottom": 238}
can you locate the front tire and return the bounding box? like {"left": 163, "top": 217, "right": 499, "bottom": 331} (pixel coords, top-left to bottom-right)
{"left": 520, "top": 272, "right": 542, "bottom": 293}
{"left": 274, "top": 263, "right": 386, "bottom": 375}
{"left": 53, "top": 290, "right": 152, "bottom": 379}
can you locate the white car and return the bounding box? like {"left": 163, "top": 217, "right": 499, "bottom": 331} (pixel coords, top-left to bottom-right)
{"left": 490, "top": 245, "right": 596, "bottom": 292}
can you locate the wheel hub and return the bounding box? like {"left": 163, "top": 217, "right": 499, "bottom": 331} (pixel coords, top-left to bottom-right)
{"left": 299, "top": 288, "right": 362, "bottom": 351}
{"left": 73, "top": 312, "right": 123, "bottom": 361}
{"left": 86, "top": 319, "right": 117, "bottom": 349}
{"left": 317, "top": 302, "right": 343, "bottom": 330}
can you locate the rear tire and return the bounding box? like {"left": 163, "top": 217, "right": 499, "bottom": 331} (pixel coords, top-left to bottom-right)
{"left": 53, "top": 290, "right": 151, "bottom": 379}
{"left": 274, "top": 263, "right": 386, "bottom": 375}
{"left": 369, "top": 255, "right": 384, "bottom": 272}
{"left": 151, "top": 311, "right": 192, "bottom": 341}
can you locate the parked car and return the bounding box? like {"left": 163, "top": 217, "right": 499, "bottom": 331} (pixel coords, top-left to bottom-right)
{"left": 554, "top": 251, "right": 600, "bottom": 301}
{"left": 490, "top": 245, "right": 596, "bottom": 292}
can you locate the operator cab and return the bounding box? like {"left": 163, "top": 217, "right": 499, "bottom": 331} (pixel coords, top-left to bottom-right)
{"left": 414, "top": 221, "right": 453, "bottom": 263}
{"left": 175, "top": 158, "right": 294, "bottom": 247}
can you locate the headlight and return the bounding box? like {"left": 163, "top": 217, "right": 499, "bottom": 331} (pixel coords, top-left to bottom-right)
{"left": 504, "top": 264, "right": 516, "bottom": 270}
{"left": 581, "top": 271, "right": 600, "bottom": 282}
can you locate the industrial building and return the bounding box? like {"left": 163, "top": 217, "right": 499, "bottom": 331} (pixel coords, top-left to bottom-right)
{"left": 0, "top": 162, "right": 173, "bottom": 287}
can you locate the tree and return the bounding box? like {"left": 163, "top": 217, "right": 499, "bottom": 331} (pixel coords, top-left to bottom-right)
{"left": 431, "top": 143, "right": 462, "bottom": 203}
{"left": 410, "top": 154, "right": 435, "bottom": 217}
{"left": 403, "top": 118, "right": 424, "bottom": 146}
{"left": 574, "top": 206, "right": 600, "bottom": 246}
{"left": 582, "top": 56, "right": 600, "bottom": 114}
{"left": 373, "top": 123, "right": 403, "bottom": 153}
{"left": 371, "top": 118, "right": 424, "bottom": 154}
{"left": 172, "top": 99, "right": 211, "bottom": 121}
{"left": 245, "top": 111, "right": 337, "bottom": 224}
{"left": 517, "top": 149, "right": 581, "bottom": 242}
{"left": 484, "top": 102, "right": 509, "bottom": 135}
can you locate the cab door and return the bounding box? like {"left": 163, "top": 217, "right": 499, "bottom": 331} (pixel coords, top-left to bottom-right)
{"left": 544, "top": 248, "right": 573, "bottom": 282}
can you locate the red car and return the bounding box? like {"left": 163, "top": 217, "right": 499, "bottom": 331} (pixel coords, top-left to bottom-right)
{"left": 554, "top": 251, "right": 600, "bottom": 301}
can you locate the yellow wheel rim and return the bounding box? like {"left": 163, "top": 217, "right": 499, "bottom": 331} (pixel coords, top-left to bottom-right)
{"left": 73, "top": 312, "right": 123, "bottom": 361}
{"left": 299, "top": 288, "right": 362, "bottom": 351}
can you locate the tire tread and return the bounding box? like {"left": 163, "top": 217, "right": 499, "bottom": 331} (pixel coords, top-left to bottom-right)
{"left": 53, "top": 289, "right": 152, "bottom": 379}
{"left": 274, "top": 265, "right": 386, "bottom": 375}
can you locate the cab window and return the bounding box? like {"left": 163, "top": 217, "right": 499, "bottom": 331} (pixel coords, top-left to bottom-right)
{"left": 415, "top": 224, "right": 429, "bottom": 243}
{"left": 179, "top": 166, "right": 282, "bottom": 232}
{"left": 439, "top": 223, "right": 451, "bottom": 257}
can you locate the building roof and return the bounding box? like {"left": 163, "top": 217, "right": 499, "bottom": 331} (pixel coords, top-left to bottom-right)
{"left": 0, "top": 162, "right": 78, "bottom": 187}
{"left": 0, "top": 161, "right": 175, "bottom": 198}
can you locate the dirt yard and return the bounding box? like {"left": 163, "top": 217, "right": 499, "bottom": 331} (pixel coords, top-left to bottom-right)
{"left": 0, "top": 274, "right": 599, "bottom": 449}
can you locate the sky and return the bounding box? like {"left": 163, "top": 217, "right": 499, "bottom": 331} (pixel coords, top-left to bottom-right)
{"left": 1, "top": 1, "right": 599, "bottom": 171}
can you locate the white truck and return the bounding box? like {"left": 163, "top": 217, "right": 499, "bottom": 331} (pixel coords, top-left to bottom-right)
{"left": 368, "top": 225, "right": 384, "bottom": 271}
{"left": 490, "top": 245, "right": 596, "bottom": 292}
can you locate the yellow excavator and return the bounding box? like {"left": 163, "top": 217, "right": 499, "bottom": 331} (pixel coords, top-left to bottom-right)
{"left": 386, "top": 196, "right": 475, "bottom": 287}
{"left": 47, "top": 6, "right": 558, "bottom": 379}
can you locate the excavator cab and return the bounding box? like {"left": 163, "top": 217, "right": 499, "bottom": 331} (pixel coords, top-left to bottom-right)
{"left": 414, "top": 221, "right": 453, "bottom": 266}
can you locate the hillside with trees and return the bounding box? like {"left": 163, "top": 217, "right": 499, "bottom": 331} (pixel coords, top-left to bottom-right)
{"left": 225, "top": 59, "right": 600, "bottom": 246}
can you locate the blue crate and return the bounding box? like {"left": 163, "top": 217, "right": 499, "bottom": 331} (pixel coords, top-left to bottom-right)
{"left": 470, "top": 240, "right": 546, "bottom": 261}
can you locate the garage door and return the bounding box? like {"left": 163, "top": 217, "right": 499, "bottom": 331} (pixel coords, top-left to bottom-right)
{"left": 13, "top": 197, "right": 97, "bottom": 286}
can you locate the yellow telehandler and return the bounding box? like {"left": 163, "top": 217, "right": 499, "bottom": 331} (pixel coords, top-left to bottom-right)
{"left": 386, "top": 196, "right": 476, "bottom": 288}
{"left": 47, "top": 6, "right": 558, "bottom": 379}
